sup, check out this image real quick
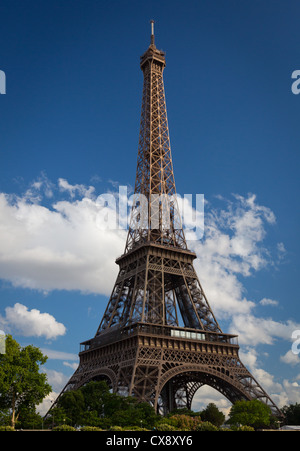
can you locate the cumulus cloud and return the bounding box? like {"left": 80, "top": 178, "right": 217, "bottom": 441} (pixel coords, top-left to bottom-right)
{"left": 0, "top": 188, "right": 126, "bottom": 294}
{"left": 40, "top": 348, "right": 78, "bottom": 361}
{"left": 280, "top": 350, "right": 300, "bottom": 367}
{"left": 1, "top": 303, "right": 66, "bottom": 339}
{"left": 229, "top": 315, "right": 300, "bottom": 346}
{"left": 58, "top": 178, "right": 95, "bottom": 199}
{"left": 259, "top": 298, "right": 279, "bottom": 307}
{"left": 183, "top": 192, "right": 300, "bottom": 355}
{"left": 190, "top": 193, "right": 276, "bottom": 319}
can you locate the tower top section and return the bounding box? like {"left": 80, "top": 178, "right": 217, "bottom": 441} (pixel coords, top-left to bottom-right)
{"left": 140, "top": 20, "right": 166, "bottom": 70}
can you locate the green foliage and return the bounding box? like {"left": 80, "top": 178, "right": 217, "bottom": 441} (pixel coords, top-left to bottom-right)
{"left": 228, "top": 399, "right": 272, "bottom": 429}
{"left": 167, "top": 414, "right": 202, "bottom": 431}
{"left": 167, "top": 407, "right": 197, "bottom": 417}
{"left": 52, "top": 424, "right": 76, "bottom": 431}
{"left": 121, "top": 425, "right": 150, "bottom": 431}
{"left": 80, "top": 426, "right": 103, "bottom": 431}
{"left": 200, "top": 403, "right": 225, "bottom": 427}
{"left": 109, "top": 425, "right": 123, "bottom": 431}
{"left": 0, "top": 425, "right": 15, "bottom": 431}
{"left": 55, "top": 389, "right": 85, "bottom": 425}
{"left": 17, "top": 409, "right": 44, "bottom": 429}
{"left": 49, "top": 381, "right": 159, "bottom": 429}
{"left": 235, "top": 425, "right": 255, "bottom": 431}
{"left": 109, "top": 398, "right": 158, "bottom": 429}
{"left": 0, "top": 335, "right": 51, "bottom": 428}
{"left": 281, "top": 403, "right": 300, "bottom": 425}
{"left": 155, "top": 422, "right": 177, "bottom": 431}
{"left": 196, "top": 421, "right": 219, "bottom": 431}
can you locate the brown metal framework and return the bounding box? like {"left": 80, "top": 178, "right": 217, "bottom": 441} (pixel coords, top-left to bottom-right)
{"left": 50, "top": 23, "right": 282, "bottom": 417}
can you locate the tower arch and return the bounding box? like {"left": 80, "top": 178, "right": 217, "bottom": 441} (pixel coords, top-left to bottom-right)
{"left": 155, "top": 365, "right": 249, "bottom": 414}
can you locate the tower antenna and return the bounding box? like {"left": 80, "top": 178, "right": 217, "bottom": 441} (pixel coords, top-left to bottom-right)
{"left": 150, "top": 19, "right": 155, "bottom": 45}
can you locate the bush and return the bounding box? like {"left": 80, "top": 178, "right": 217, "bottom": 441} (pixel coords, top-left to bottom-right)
{"left": 229, "top": 425, "right": 255, "bottom": 431}
{"left": 109, "top": 425, "right": 123, "bottom": 431}
{"left": 237, "top": 425, "right": 255, "bottom": 431}
{"left": 168, "top": 414, "right": 202, "bottom": 431}
{"left": 155, "top": 422, "right": 178, "bottom": 431}
{"left": 80, "top": 426, "right": 103, "bottom": 431}
{"left": 196, "top": 421, "right": 219, "bottom": 431}
{"left": 0, "top": 425, "right": 15, "bottom": 431}
{"left": 52, "top": 424, "right": 76, "bottom": 431}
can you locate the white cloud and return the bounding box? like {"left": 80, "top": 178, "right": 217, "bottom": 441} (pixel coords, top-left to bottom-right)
{"left": 43, "top": 368, "right": 69, "bottom": 392}
{"left": 58, "top": 178, "right": 95, "bottom": 199}
{"left": 239, "top": 347, "right": 282, "bottom": 392}
{"left": 40, "top": 348, "right": 78, "bottom": 361}
{"left": 182, "top": 192, "right": 300, "bottom": 355}
{"left": 260, "top": 298, "right": 279, "bottom": 307}
{"left": 190, "top": 193, "right": 276, "bottom": 319}
{"left": 280, "top": 350, "right": 300, "bottom": 367}
{"left": 1, "top": 303, "right": 66, "bottom": 340}
{"left": 280, "top": 379, "right": 300, "bottom": 405}
{"left": 63, "top": 361, "right": 79, "bottom": 370}
{"left": 238, "top": 347, "right": 296, "bottom": 409}
{"left": 229, "top": 314, "right": 300, "bottom": 346}
{"left": 0, "top": 189, "right": 126, "bottom": 294}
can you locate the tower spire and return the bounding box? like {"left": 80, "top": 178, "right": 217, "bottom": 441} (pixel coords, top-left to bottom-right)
{"left": 150, "top": 19, "right": 155, "bottom": 45}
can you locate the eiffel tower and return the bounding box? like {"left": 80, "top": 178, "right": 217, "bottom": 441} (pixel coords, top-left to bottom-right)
{"left": 53, "top": 22, "right": 281, "bottom": 417}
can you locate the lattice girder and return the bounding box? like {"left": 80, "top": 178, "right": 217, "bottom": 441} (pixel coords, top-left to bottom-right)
{"left": 96, "top": 244, "right": 221, "bottom": 333}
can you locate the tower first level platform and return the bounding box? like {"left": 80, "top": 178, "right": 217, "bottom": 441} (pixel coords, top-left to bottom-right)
{"left": 67, "top": 322, "right": 279, "bottom": 416}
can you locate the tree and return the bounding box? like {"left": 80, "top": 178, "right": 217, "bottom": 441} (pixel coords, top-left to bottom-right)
{"left": 109, "top": 397, "right": 158, "bottom": 429}
{"left": 200, "top": 403, "right": 225, "bottom": 427}
{"left": 282, "top": 403, "right": 300, "bottom": 425}
{"left": 17, "top": 409, "right": 44, "bottom": 429}
{"left": 80, "top": 380, "right": 111, "bottom": 417}
{"left": 0, "top": 335, "right": 51, "bottom": 428}
{"left": 56, "top": 389, "right": 85, "bottom": 425}
{"left": 52, "top": 381, "right": 159, "bottom": 429}
{"left": 228, "top": 399, "right": 272, "bottom": 429}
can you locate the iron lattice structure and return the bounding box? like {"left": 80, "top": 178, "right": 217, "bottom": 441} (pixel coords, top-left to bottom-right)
{"left": 51, "top": 23, "right": 282, "bottom": 417}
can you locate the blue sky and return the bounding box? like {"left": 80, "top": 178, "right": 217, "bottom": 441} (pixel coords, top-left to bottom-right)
{"left": 0, "top": 0, "right": 299, "bottom": 415}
